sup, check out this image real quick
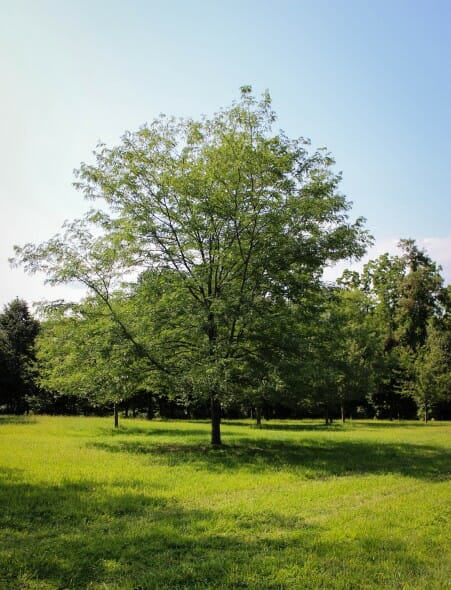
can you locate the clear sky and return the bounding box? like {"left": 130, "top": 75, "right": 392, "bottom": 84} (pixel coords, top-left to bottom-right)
{"left": 1, "top": 0, "right": 450, "bottom": 308}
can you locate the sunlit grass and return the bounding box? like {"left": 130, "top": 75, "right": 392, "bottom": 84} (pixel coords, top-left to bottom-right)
{"left": 0, "top": 416, "right": 450, "bottom": 589}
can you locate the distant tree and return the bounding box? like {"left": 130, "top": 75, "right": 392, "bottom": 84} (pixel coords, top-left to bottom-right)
{"left": 356, "top": 253, "right": 411, "bottom": 418}
{"left": 331, "top": 288, "right": 380, "bottom": 422}
{"left": 395, "top": 239, "right": 444, "bottom": 351}
{"left": 409, "top": 321, "right": 451, "bottom": 421}
{"left": 348, "top": 240, "right": 448, "bottom": 419}
{"left": 36, "top": 298, "right": 149, "bottom": 427}
{"left": 0, "top": 327, "right": 15, "bottom": 406}
{"left": 0, "top": 299, "right": 40, "bottom": 413}
{"left": 303, "top": 285, "right": 379, "bottom": 423}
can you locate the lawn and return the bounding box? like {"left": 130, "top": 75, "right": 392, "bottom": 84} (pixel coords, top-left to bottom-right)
{"left": 0, "top": 416, "right": 449, "bottom": 589}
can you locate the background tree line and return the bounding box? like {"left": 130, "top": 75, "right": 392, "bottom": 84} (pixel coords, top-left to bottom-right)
{"left": 1, "top": 238, "right": 450, "bottom": 429}
{"left": 4, "top": 88, "right": 450, "bottom": 442}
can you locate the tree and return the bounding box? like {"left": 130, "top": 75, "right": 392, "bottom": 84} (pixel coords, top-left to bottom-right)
{"left": 0, "top": 299, "right": 40, "bottom": 413}
{"left": 347, "top": 240, "right": 448, "bottom": 419}
{"left": 36, "top": 298, "right": 149, "bottom": 427}
{"left": 14, "top": 87, "right": 370, "bottom": 444}
{"left": 329, "top": 287, "right": 380, "bottom": 422}
{"left": 302, "top": 285, "right": 379, "bottom": 423}
{"left": 406, "top": 321, "right": 451, "bottom": 421}
{"left": 0, "top": 327, "right": 16, "bottom": 408}
{"left": 395, "top": 239, "right": 444, "bottom": 351}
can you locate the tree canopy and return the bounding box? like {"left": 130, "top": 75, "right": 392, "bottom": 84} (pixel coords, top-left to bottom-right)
{"left": 13, "top": 87, "right": 373, "bottom": 441}
{"left": 340, "top": 240, "right": 450, "bottom": 420}
{"left": 0, "top": 299, "right": 40, "bottom": 413}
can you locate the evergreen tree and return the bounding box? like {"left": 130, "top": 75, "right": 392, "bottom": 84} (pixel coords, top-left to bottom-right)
{"left": 0, "top": 299, "right": 40, "bottom": 413}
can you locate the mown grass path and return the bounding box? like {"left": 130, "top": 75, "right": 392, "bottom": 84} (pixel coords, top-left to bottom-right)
{"left": 0, "top": 416, "right": 450, "bottom": 589}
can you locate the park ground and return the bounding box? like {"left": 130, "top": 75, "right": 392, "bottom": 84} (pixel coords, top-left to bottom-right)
{"left": 0, "top": 416, "right": 450, "bottom": 589}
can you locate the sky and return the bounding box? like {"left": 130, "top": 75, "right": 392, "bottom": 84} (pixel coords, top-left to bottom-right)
{"left": 1, "top": 0, "right": 450, "bottom": 308}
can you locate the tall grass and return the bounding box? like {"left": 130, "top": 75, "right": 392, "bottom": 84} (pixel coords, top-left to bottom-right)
{"left": 0, "top": 416, "right": 449, "bottom": 589}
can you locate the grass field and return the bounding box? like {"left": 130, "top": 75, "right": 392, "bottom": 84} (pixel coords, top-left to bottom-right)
{"left": 0, "top": 416, "right": 450, "bottom": 589}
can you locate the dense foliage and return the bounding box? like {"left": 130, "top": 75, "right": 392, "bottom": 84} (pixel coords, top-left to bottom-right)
{"left": 7, "top": 89, "right": 450, "bottom": 435}
{"left": 0, "top": 299, "right": 39, "bottom": 414}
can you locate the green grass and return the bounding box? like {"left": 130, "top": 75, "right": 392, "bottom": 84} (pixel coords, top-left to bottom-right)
{"left": 0, "top": 416, "right": 450, "bottom": 589}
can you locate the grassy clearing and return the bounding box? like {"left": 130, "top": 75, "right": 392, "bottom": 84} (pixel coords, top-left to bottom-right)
{"left": 0, "top": 416, "right": 449, "bottom": 589}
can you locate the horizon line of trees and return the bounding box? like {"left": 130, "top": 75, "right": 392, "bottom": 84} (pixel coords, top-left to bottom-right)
{"left": 1, "top": 238, "right": 450, "bottom": 425}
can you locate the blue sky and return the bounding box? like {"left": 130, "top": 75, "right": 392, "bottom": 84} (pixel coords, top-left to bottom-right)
{"left": 1, "top": 0, "right": 450, "bottom": 306}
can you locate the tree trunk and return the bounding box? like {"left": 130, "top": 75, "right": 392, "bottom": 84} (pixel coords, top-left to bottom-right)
{"left": 341, "top": 403, "right": 346, "bottom": 423}
{"left": 325, "top": 405, "right": 330, "bottom": 425}
{"left": 210, "top": 396, "right": 221, "bottom": 446}
{"left": 206, "top": 311, "right": 221, "bottom": 446}
{"left": 255, "top": 406, "right": 262, "bottom": 426}
{"left": 113, "top": 403, "right": 119, "bottom": 428}
{"left": 424, "top": 396, "right": 429, "bottom": 423}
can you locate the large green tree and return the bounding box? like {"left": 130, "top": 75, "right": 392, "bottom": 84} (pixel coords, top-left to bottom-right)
{"left": 348, "top": 240, "right": 448, "bottom": 419}
{"left": 0, "top": 299, "right": 40, "bottom": 413}
{"left": 14, "top": 88, "right": 370, "bottom": 444}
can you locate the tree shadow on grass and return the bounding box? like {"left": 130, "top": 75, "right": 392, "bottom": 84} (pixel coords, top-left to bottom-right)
{"left": 89, "top": 437, "right": 451, "bottom": 481}
{"left": 0, "top": 467, "right": 311, "bottom": 589}
{"left": 0, "top": 415, "right": 37, "bottom": 426}
{"left": 98, "top": 420, "right": 439, "bottom": 441}
{"left": 0, "top": 468, "right": 168, "bottom": 531}
{"left": 99, "top": 425, "right": 210, "bottom": 438}
{"left": 249, "top": 421, "right": 431, "bottom": 431}
{"left": 222, "top": 420, "right": 345, "bottom": 431}
{"left": 0, "top": 468, "right": 434, "bottom": 590}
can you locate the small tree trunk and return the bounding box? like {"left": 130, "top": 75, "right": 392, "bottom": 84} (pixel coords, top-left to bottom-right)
{"left": 423, "top": 396, "right": 429, "bottom": 423}
{"left": 113, "top": 403, "right": 119, "bottom": 428}
{"left": 341, "top": 403, "right": 346, "bottom": 423}
{"left": 255, "top": 406, "right": 262, "bottom": 426}
{"left": 210, "top": 396, "right": 221, "bottom": 446}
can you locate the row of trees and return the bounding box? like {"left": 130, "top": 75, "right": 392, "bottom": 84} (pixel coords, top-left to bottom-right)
{"left": 2, "top": 239, "right": 449, "bottom": 429}
{"left": 4, "top": 88, "right": 450, "bottom": 444}
{"left": 324, "top": 239, "right": 450, "bottom": 423}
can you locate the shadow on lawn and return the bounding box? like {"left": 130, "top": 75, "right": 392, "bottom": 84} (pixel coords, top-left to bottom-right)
{"left": 0, "top": 466, "right": 312, "bottom": 589}
{"left": 89, "top": 437, "right": 450, "bottom": 481}
{"left": 240, "top": 420, "right": 432, "bottom": 431}
{"left": 100, "top": 425, "right": 210, "bottom": 438}
{"left": 221, "top": 420, "right": 346, "bottom": 431}
{"left": 0, "top": 415, "right": 37, "bottom": 426}
{"left": 99, "top": 419, "right": 438, "bottom": 439}
{"left": 0, "top": 467, "right": 428, "bottom": 590}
